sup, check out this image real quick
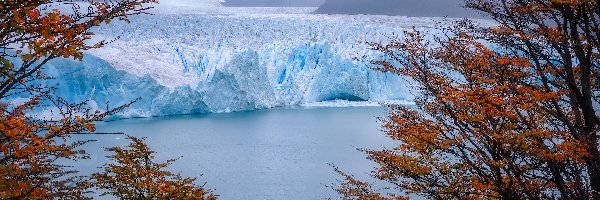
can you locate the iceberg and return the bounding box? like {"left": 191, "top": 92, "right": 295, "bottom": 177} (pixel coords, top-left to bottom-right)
{"left": 37, "top": 7, "right": 491, "bottom": 118}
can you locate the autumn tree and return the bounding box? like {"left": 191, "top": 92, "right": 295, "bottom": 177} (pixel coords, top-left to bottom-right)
{"left": 464, "top": 1, "right": 600, "bottom": 197}
{"left": 330, "top": 165, "right": 403, "bottom": 200}
{"left": 335, "top": 0, "right": 599, "bottom": 199}
{"left": 92, "top": 136, "right": 217, "bottom": 200}
{"left": 0, "top": 0, "right": 157, "bottom": 198}
{"left": 0, "top": 95, "right": 137, "bottom": 199}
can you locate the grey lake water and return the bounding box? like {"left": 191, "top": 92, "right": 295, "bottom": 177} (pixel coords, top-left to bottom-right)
{"left": 68, "top": 106, "right": 395, "bottom": 199}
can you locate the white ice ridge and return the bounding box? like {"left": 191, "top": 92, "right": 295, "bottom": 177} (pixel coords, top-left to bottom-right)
{"left": 40, "top": 7, "right": 493, "bottom": 118}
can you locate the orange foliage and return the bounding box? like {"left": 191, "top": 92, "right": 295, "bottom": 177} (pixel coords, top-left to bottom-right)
{"left": 335, "top": 0, "right": 599, "bottom": 199}
{"left": 0, "top": 98, "right": 95, "bottom": 199}
{"left": 1, "top": 0, "right": 159, "bottom": 199}
{"left": 330, "top": 165, "right": 408, "bottom": 200}
{"left": 366, "top": 31, "right": 586, "bottom": 199}
{"left": 92, "top": 136, "right": 217, "bottom": 200}
{"left": 2, "top": 1, "right": 218, "bottom": 199}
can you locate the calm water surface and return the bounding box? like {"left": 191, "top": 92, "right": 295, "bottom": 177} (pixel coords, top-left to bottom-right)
{"left": 70, "top": 107, "right": 395, "bottom": 199}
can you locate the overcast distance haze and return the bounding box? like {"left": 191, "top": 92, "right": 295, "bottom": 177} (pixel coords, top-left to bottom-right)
{"left": 161, "top": 0, "right": 486, "bottom": 18}
{"left": 316, "top": 0, "right": 484, "bottom": 18}
{"left": 224, "top": 0, "right": 484, "bottom": 18}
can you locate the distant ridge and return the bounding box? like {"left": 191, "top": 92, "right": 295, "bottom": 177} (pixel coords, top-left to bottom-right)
{"left": 314, "top": 0, "right": 486, "bottom": 18}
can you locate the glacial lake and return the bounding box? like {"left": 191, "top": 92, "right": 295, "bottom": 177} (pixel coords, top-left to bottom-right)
{"left": 68, "top": 106, "right": 395, "bottom": 199}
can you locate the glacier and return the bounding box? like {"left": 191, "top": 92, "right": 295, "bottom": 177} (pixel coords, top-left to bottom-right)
{"left": 37, "top": 7, "right": 491, "bottom": 118}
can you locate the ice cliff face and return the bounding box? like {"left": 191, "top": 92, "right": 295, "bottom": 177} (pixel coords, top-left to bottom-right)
{"left": 41, "top": 7, "right": 486, "bottom": 118}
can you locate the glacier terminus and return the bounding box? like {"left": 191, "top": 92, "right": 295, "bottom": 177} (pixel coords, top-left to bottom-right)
{"left": 38, "top": 6, "right": 483, "bottom": 118}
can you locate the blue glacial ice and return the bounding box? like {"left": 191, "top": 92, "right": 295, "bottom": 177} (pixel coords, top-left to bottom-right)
{"left": 36, "top": 7, "right": 490, "bottom": 118}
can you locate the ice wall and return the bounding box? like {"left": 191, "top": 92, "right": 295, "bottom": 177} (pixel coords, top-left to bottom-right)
{"left": 40, "top": 8, "right": 486, "bottom": 118}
